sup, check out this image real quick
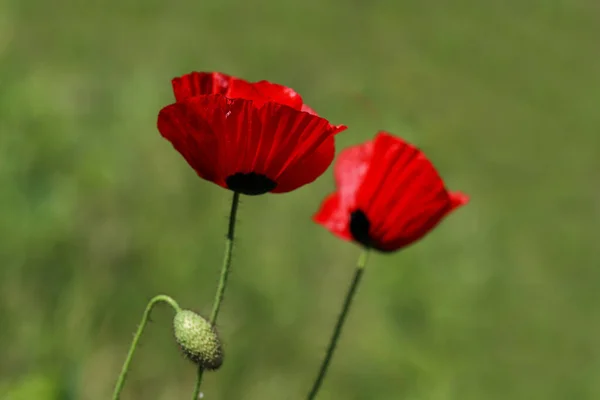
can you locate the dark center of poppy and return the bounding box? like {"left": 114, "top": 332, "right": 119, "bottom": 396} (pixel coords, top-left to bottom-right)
{"left": 225, "top": 172, "right": 277, "bottom": 196}
{"left": 349, "top": 209, "right": 372, "bottom": 247}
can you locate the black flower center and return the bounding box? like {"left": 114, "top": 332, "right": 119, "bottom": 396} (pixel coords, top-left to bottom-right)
{"left": 349, "top": 209, "right": 372, "bottom": 247}
{"left": 225, "top": 172, "right": 277, "bottom": 195}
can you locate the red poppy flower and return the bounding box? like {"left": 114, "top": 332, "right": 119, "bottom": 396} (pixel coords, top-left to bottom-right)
{"left": 157, "top": 72, "right": 347, "bottom": 195}
{"left": 314, "top": 132, "right": 468, "bottom": 252}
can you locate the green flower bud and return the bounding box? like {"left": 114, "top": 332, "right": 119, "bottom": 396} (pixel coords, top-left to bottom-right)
{"left": 173, "top": 310, "right": 223, "bottom": 370}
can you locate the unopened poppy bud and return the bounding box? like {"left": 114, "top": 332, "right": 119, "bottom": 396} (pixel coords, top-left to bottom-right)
{"left": 173, "top": 310, "right": 223, "bottom": 370}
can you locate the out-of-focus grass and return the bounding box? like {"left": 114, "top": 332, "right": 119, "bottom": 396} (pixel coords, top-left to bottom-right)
{"left": 1, "top": 0, "right": 599, "bottom": 399}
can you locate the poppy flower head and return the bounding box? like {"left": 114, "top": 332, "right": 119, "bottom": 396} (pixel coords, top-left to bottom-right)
{"left": 158, "top": 72, "right": 346, "bottom": 195}
{"left": 314, "top": 132, "right": 468, "bottom": 252}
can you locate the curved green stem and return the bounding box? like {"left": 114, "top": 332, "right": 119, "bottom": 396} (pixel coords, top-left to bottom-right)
{"left": 112, "top": 294, "right": 182, "bottom": 400}
{"left": 191, "top": 191, "right": 241, "bottom": 399}
{"left": 307, "top": 249, "right": 370, "bottom": 400}
{"left": 209, "top": 191, "right": 240, "bottom": 324}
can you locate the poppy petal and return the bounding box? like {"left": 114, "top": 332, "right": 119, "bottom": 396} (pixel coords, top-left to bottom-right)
{"left": 333, "top": 139, "right": 374, "bottom": 211}
{"left": 157, "top": 96, "right": 223, "bottom": 186}
{"left": 355, "top": 132, "right": 465, "bottom": 250}
{"left": 251, "top": 80, "right": 305, "bottom": 110}
{"left": 249, "top": 103, "right": 345, "bottom": 191}
{"left": 225, "top": 79, "right": 268, "bottom": 105}
{"left": 272, "top": 136, "right": 335, "bottom": 193}
{"left": 172, "top": 72, "right": 323, "bottom": 113}
{"left": 187, "top": 95, "right": 259, "bottom": 181}
{"left": 311, "top": 139, "right": 373, "bottom": 243}
{"left": 449, "top": 191, "right": 470, "bottom": 210}
{"left": 172, "top": 72, "right": 233, "bottom": 102}
{"left": 158, "top": 94, "right": 266, "bottom": 189}
{"left": 313, "top": 193, "right": 353, "bottom": 240}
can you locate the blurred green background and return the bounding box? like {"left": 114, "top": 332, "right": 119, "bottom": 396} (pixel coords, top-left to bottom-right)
{"left": 1, "top": 0, "right": 599, "bottom": 399}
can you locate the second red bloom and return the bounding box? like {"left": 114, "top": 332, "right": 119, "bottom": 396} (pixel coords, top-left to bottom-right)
{"left": 314, "top": 132, "right": 468, "bottom": 252}
{"left": 157, "top": 72, "right": 347, "bottom": 195}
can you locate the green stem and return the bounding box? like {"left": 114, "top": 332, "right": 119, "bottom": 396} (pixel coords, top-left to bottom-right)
{"left": 112, "top": 294, "right": 182, "bottom": 400}
{"left": 191, "top": 191, "right": 241, "bottom": 399}
{"left": 306, "top": 249, "right": 370, "bottom": 400}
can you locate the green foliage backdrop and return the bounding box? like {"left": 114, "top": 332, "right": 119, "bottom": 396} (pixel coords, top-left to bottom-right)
{"left": 1, "top": 0, "right": 599, "bottom": 399}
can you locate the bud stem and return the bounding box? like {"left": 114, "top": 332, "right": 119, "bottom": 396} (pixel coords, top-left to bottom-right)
{"left": 306, "top": 249, "right": 370, "bottom": 400}
{"left": 112, "top": 294, "right": 182, "bottom": 400}
{"left": 191, "top": 191, "right": 241, "bottom": 399}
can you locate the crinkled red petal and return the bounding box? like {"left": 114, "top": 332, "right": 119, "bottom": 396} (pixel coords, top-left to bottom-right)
{"left": 249, "top": 102, "right": 346, "bottom": 192}
{"left": 171, "top": 72, "right": 234, "bottom": 102}
{"left": 171, "top": 72, "right": 318, "bottom": 114}
{"left": 312, "top": 139, "right": 374, "bottom": 242}
{"left": 333, "top": 139, "right": 374, "bottom": 211}
{"left": 157, "top": 96, "right": 224, "bottom": 187}
{"left": 313, "top": 193, "right": 353, "bottom": 241}
{"left": 272, "top": 136, "right": 334, "bottom": 193}
{"left": 354, "top": 132, "right": 468, "bottom": 251}
{"left": 251, "top": 80, "right": 304, "bottom": 110}
{"left": 449, "top": 191, "right": 469, "bottom": 210}
{"left": 272, "top": 120, "right": 346, "bottom": 193}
